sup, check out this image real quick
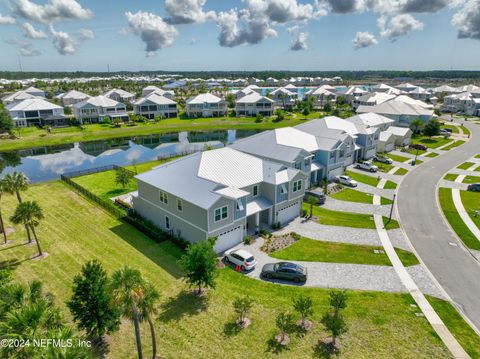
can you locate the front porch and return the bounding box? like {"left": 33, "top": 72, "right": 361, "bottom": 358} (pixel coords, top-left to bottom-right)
{"left": 246, "top": 197, "right": 273, "bottom": 235}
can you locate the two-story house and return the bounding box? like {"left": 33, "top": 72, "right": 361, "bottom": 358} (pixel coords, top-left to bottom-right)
{"left": 186, "top": 93, "right": 227, "bottom": 118}
{"left": 72, "top": 95, "right": 128, "bottom": 124}
{"left": 104, "top": 88, "right": 135, "bottom": 103}
{"left": 57, "top": 90, "right": 91, "bottom": 106}
{"left": 142, "top": 86, "right": 175, "bottom": 99}
{"left": 269, "top": 87, "right": 297, "bottom": 110}
{"left": 235, "top": 92, "right": 275, "bottom": 117}
{"left": 134, "top": 93, "right": 178, "bottom": 119}
{"left": 132, "top": 147, "right": 307, "bottom": 253}
{"left": 305, "top": 86, "right": 337, "bottom": 109}
{"left": 7, "top": 98, "right": 67, "bottom": 127}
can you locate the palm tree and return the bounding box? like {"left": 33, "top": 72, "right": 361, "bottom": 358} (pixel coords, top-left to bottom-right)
{"left": 3, "top": 171, "right": 30, "bottom": 241}
{"left": 110, "top": 266, "right": 145, "bottom": 359}
{"left": 306, "top": 195, "right": 317, "bottom": 218}
{"left": 410, "top": 118, "right": 424, "bottom": 135}
{"left": 0, "top": 180, "right": 7, "bottom": 244}
{"left": 10, "top": 201, "right": 44, "bottom": 256}
{"left": 138, "top": 281, "right": 160, "bottom": 359}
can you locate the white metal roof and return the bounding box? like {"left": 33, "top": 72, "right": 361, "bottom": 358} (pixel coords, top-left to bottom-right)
{"left": 73, "top": 95, "right": 123, "bottom": 108}
{"left": 134, "top": 93, "right": 176, "bottom": 105}
{"left": 236, "top": 92, "right": 274, "bottom": 104}
{"left": 246, "top": 197, "right": 273, "bottom": 216}
{"left": 275, "top": 127, "right": 319, "bottom": 152}
{"left": 346, "top": 113, "right": 395, "bottom": 127}
{"left": 214, "top": 187, "right": 250, "bottom": 199}
{"left": 104, "top": 88, "right": 135, "bottom": 98}
{"left": 187, "top": 93, "right": 223, "bottom": 104}
{"left": 58, "top": 90, "right": 90, "bottom": 100}
{"left": 7, "top": 98, "right": 62, "bottom": 111}
{"left": 385, "top": 126, "right": 412, "bottom": 137}
{"left": 379, "top": 131, "right": 395, "bottom": 142}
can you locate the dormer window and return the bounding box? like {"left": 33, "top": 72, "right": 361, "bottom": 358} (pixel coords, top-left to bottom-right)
{"left": 252, "top": 185, "right": 259, "bottom": 197}
{"left": 236, "top": 199, "right": 244, "bottom": 211}
{"left": 280, "top": 184, "right": 287, "bottom": 194}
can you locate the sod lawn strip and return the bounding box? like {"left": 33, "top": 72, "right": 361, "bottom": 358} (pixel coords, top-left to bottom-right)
{"left": 304, "top": 203, "right": 399, "bottom": 230}
{"left": 425, "top": 152, "right": 439, "bottom": 158}
{"left": 442, "top": 141, "right": 465, "bottom": 151}
{"left": 0, "top": 182, "right": 455, "bottom": 358}
{"left": 394, "top": 168, "right": 408, "bottom": 176}
{"left": 460, "top": 190, "right": 480, "bottom": 229}
{"left": 373, "top": 160, "right": 394, "bottom": 173}
{"left": 387, "top": 153, "right": 410, "bottom": 163}
{"left": 330, "top": 188, "right": 393, "bottom": 205}
{"left": 463, "top": 175, "right": 480, "bottom": 184}
{"left": 438, "top": 188, "right": 480, "bottom": 250}
{"left": 270, "top": 237, "right": 419, "bottom": 267}
{"left": 475, "top": 154, "right": 480, "bottom": 159}
{"left": 443, "top": 173, "right": 459, "bottom": 182}
{"left": 411, "top": 136, "right": 452, "bottom": 149}
{"left": 442, "top": 124, "right": 460, "bottom": 134}
{"left": 462, "top": 126, "right": 471, "bottom": 136}
{"left": 345, "top": 170, "right": 380, "bottom": 187}
{"left": 403, "top": 147, "right": 426, "bottom": 156}
{"left": 384, "top": 180, "right": 398, "bottom": 190}
{"left": 457, "top": 162, "right": 475, "bottom": 170}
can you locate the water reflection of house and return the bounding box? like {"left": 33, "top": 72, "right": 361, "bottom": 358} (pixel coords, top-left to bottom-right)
{"left": 79, "top": 138, "right": 131, "bottom": 157}
{"left": 17, "top": 143, "right": 75, "bottom": 157}
{"left": 187, "top": 131, "right": 228, "bottom": 143}
{"left": 132, "top": 133, "right": 180, "bottom": 149}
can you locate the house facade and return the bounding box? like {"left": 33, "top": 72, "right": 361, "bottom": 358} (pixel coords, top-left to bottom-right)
{"left": 186, "top": 93, "right": 227, "bottom": 118}
{"left": 7, "top": 98, "right": 67, "bottom": 127}
{"left": 133, "top": 148, "right": 307, "bottom": 253}
{"left": 104, "top": 89, "right": 135, "bottom": 103}
{"left": 134, "top": 93, "right": 178, "bottom": 119}
{"left": 305, "top": 87, "right": 337, "bottom": 109}
{"left": 73, "top": 96, "right": 128, "bottom": 124}
{"left": 269, "top": 88, "right": 297, "bottom": 110}
{"left": 57, "top": 90, "right": 91, "bottom": 106}
{"left": 235, "top": 92, "right": 275, "bottom": 117}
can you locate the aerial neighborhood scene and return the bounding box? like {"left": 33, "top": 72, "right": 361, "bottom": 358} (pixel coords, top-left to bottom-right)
{"left": 1, "top": 0, "right": 480, "bottom": 358}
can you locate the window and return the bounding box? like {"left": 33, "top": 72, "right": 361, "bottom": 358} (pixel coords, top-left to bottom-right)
{"left": 159, "top": 191, "right": 168, "bottom": 204}
{"left": 293, "top": 180, "right": 303, "bottom": 192}
{"left": 214, "top": 206, "right": 228, "bottom": 222}
{"left": 252, "top": 185, "right": 259, "bottom": 197}
{"left": 165, "top": 216, "right": 170, "bottom": 230}
{"left": 280, "top": 184, "right": 287, "bottom": 194}
{"left": 236, "top": 199, "right": 244, "bottom": 211}
{"left": 329, "top": 151, "right": 336, "bottom": 159}
{"left": 294, "top": 162, "right": 301, "bottom": 169}
{"left": 304, "top": 158, "right": 310, "bottom": 167}
{"left": 177, "top": 199, "right": 183, "bottom": 212}
{"left": 339, "top": 149, "right": 345, "bottom": 158}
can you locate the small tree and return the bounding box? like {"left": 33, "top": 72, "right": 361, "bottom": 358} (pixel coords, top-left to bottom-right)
{"left": 410, "top": 118, "right": 424, "bottom": 135}
{"left": 293, "top": 295, "right": 314, "bottom": 330}
{"left": 306, "top": 195, "right": 317, "bottom": 219}
{"left": 10, "top": 201, "right": 44, "bottom": 257}
{"left": 321, "top": 290, "right": 348, "bottom": 352}
{"left": 233, "top": 296, "right": 254, "bottom": 328}
{"left": 115, "top": 168, "right": 133, "bottom": 188}
{"left": 0, "top": 106, "right": 13, "bottom": 135}
{"left": 323, "top": 102, "right": 332, "bottom": 113}
{"left": 179, "top": 238, "right": 218, "bottom": 295}
{"left": 422, "top": 119, "right": 441, "bottom": 138}
{"left": 275, "top": 311, "right": 293, "bottom": 346}
{"left": 67, "top": 260, "right": 121, "bottom": 341}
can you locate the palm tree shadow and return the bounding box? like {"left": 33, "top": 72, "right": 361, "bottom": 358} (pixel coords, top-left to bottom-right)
{"left": 312, "top": 340, "right": 336, "bottom": 359}
{"left": 158, "top": 290, "right": 208, "bottom": 322}
{"left": 0, "top": 258, "right": 24, "bottom": 270}
{"left": 266, "top": 337, "right": 290, "bottom": 355}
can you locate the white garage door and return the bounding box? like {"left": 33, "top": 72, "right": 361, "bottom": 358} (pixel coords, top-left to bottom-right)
{"left": 384, "top": 142, "right": 394, "bottom": 152}
{"left": 214, "top": 225, "right": 243, "bottom": 253}
{"left": 327, "top": 166, "right": 344, "bottom": 180}
{"left": 364, "top": 148, "right": 376, "bottom": 160}
{"left": 277, "top": 201, "right": 301, "bottom": 225}
{"left": 344, "top": 154, "right": 354, "bottom": 166}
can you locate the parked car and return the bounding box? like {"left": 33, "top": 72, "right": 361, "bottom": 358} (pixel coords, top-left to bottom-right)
{"left": 440, "top": 129, "right": 451, "bottom": 137}
{"left": 304, "top": 189, "right": 326, "bottom": 205}
{"left": 335, "top": 175, "right": 358, "bottom": 187}
{"left": 467, "top": 183, "right": 480, "bottom": 192}
{"left": 373, "top": 155, "right": 393, "bottom": 164}
{"left": 409, "top": 143, "right": 427, "bottom": 151}
{"left": 443, "top": 128, "right": 453, "bottom": 133}
{"left": 355, "top": 161, "right": 378, "bottom": 173}
{"left": 261, "top": 262, "right": 307, "bottom": 283}
{"left": 224, "top": 249, "right": 257, "bottom": 271}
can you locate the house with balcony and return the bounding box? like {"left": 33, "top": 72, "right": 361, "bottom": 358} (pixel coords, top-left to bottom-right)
{"left": 7, "top": 98, "right": 67, "bottom": 127}
{"left": 141, "top": 86, "right": 175, "bottom": 99}
{"left": 235, "top": 92, "right": 275, "bottom": 117}
{"left": 72, "top": 95, "right": 128, "bottom": 124}
{"left": 353, "top": 92, "right": 396, "bottom": 109}
{"left": 57, "top": 90, "right": 91, "bottom": 106}
{"left": 104, "top": 88, "right": 135, "bottom": 103}
{"left": 269, "top": 87, "right": 297, "bottom": 110}
{"left": 134, "top": 93, "right": 178, "bottom": 119}
{"left": 132, "top": 147, "right": 307, "bottom": 253}
{"left": 185, "top": 93, "right": 227, "bottom": 118}
{"left": 305, "top": 86, "right": 337, "bottom": 109}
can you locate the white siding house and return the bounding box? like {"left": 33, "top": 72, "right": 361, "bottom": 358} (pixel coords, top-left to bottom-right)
{"left": 134, "top": 93, "right": 178, "bottom": 119}
{"left": 73, "top": 96, "right": 128, "bottom": 124}
{"left": 7, "top": 98, "right": 67, "bottom": 127}
{"left": 104, "top": 89, "right": 135, "bottom": 103}
{"left": 186, "top": 93, "right": 227, "bottom": 118}
{"left": 235, "top": 92, "right": 275, "bottom": 117}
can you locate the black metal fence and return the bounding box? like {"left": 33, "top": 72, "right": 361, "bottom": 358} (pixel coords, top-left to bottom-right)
{"left": 62, "top": 164, "right": 135, "bottom": 179}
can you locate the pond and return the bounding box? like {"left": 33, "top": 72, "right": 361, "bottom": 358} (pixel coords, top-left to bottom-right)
{"left": 0, "top": 129, "right": 262, "bottom": 183}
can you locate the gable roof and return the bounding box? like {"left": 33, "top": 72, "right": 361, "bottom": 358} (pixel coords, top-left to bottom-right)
{"left": 357, "top": 100, "right": 433, "bottom": 117}
{"left": 7, "top": 98, "right": 62, "bottom": 111}
{"left": 186, "top": 93, "right": 223, "bottom": 104}
{"left": 346, "top": 113, "right": 395, "bottom": 128}
{"left": 385, "top": 126, "right": 412, "bottom": 137}
{"left": 104, "top": 88, "right": 135, "bottom": 98}
{"left": 58, "top": 90, "right": 90, "bottom": 100}
{"left": 3, "top": 91, "right": 39, "bottom": 103}
{"left": 236, "top": 92, "right": 274, "bottom": 104}
{"left": 134, "top": 93, "right": 177, "bottom": 106}
{"left": 73, "top": 95, "right": 123, "bottom": 109}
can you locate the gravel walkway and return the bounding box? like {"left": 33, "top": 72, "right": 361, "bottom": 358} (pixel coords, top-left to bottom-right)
{"left": 322, "top": 197, "right": 392, "bottom": 217}
{"left": 438, "top": 180, "right": 469, "bottom": 190}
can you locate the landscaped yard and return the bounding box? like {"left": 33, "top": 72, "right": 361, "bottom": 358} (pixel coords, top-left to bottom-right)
{"left": 384, "top": 180, "right": 398, "bottom": 190}
{"left": 442, "top": 141, "right": 465, "bottom": 151}
{"left": 425, "top": 152, "right": 439, "bottom": 158}
{"left": 330, "top": 187, "right": 393, "bottom": 205}
{"left": 463, "top": 175, "right": 480, "bottom": 184}
{"left": 411, "top": 135, "right": 452, "bottom": 149}
{"left": 304, "top": 203, "right": 399, "bottom": 230}
{"left": 457, "top": 162, "right": 476, "bottom": 170}
{"left": 0, "top": 181, "right": 461, "bottom": 358}
{"left": 345, "top": 170, "right": 379, "bottom": 187}
{"left": 438, "top": 188, "right": 480, "bottom": 250}
{"left": 71, "top": 159, "right": 173, "bottom": 201}
{"left": 442, "top": 124, "right": 459, "bottom": 134}
{"left": 270, "top": 237, "right": 419, "bottom": 267}
{"left": 394, "top": 168, "right": 408, "bottom": 176}
{"left": 387, "top": 153, "right": 409, "bottom": 163}
{"left": 460, "top": 190, "right": 480, "bottom": 229}
{"left": 373, "top": 160, "right": 394, "bottom": 173}
{"left": 444, "top": 173, "right": 458, "bottom": 182}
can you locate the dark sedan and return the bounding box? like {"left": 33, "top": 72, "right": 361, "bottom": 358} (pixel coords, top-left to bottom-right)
{"left": 409, "top": 143, "right": 428, "bottom": 151}
{"left": 261, "top": 262, "right": 307, "bottom": 283}
{"left": 467, "top": 183, "right": 480, "bottom": 192}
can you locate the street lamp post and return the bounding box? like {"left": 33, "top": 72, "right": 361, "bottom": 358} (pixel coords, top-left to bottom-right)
{"left": 388, "top": 194, "right": 396, "bottom": 224}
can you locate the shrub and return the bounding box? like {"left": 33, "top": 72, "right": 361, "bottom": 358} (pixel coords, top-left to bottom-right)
{"left": 243, "top": 235, "right": 254, "bottom": 245}
{"left": 301, "top": 208, "right": 308, "bottom": 217}
{"left": 290, "top": 232, "right": 301, "bottom": 241}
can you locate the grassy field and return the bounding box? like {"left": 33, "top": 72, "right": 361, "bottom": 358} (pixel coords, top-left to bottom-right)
{"left": 304, "top": 203, "right": 399, "bottom": 230}
{"left": 0, "top": 181, "right": 458, "bottom": 358}
{"left": 442, "top": 124, "right": 460, "bottom": 134}
{"left": 0, "top": 115, "right": 313, "bottom": 151}
{"left": 330, "top": 187, "right": 393, "bottom": 205}
{"left": 475, "top": 154, "right": 480, "bottom": 159}
{"left": 438, "top": 188, "right": 480, "bottom": 250}
{"left": 444, "top": 173, "right": 459, "bottom": 182}
{"left": 460, "top": 190, "right": 480, "bottom": 229}
{"left": 425, "top": 152, "right": 440, "bottom": 158}
{"left": 394, "top": 168, "right": 408, "bottom": 176}
{"left": 387, "top": 153, "right": 409, "bottom": 163}
{"left": 345, "top": 170, "right": 380, "bottom": 187}
{"left": 442, "top": 141, "right": 466, "bottom": 151}
{"left": 384, "top": 180, "right": 398, "bottom": 190}
{"left": 457, "top": 162, "right": 476, "bottom": 170}
{"left": 462, "top": 126, "right": 471, "bottom": 136}
{"left": 71, "top": 159, "right": 170, "bottom": 201}
{"left": 463, "top": 175, "right": 480, "bottom": 184}
{"left": 411, "top": 136, "right": 452, "bottom": 149}
{"left": 270, "top": 237, "right": 419, "bottom": 267}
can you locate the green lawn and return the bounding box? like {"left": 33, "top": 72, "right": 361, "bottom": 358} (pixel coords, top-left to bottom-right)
{"left": 442, "top": 124, "right": 460, "bottom": 134}
{"left": 427, "top": 296, "right": 480, "bottom": 358}
{"left": 411, "top": 136, "right": 452, "bottom": 149}
{"left": 442, "top": 141, "right": 465, "bottom": 151}
{"left": 402, "top": 147, "right": 426, "bottom": 156}
{"left": 457, "top": 162, "right": 476, "bottom": 170}
{"left": 438, "top": 188, "right": 480, "bottom": 250}
{"left": 304, "top": 203, "right": 399, "bottom": 230}
{"left": 460, "top": 190, "right": 480, "bottom": 230}
{"left": 444, "top": 173, "right": 459, "bottom": 182}
{"left": 0, "top": 181, "right": 456, "bottom": 358}
{"left": 425, "top": 152, "right": 440, "bottom": 158}
{"left": 373, "top": 161, "right": 394, "bottom": 173}
{"left": 330, "top": 187, "right": 393, "bottom": 205}
{"left": 475, "top": 154, "right": 480, "bottom": 159}
{"left": 71, "top": 159, "right": 170, "bottom": 201}
{"left": 271, "top": 237, "right": 419, "bottom": 267}
{"left": 463, "top": 175, "right": 480, "bottom": 184}
{"left": 381, "top": 197, "right": 394, "bottom": 205}
{"left": 462, "top": 126, "right": 471, "bottom": 136}
{"left": 387, "top": 153, "right": 410, "bottom": 163}
{"left": 384, "top": 180, "right": 398, "bottom": 190}
{"left": 345, "top": 170, "right": 379, "bottom": 187}
{"left": 394, "top": 168, "right": 408, "bottom": 176}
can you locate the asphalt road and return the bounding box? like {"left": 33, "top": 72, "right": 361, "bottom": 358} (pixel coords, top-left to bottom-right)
{"left": 397, "top": 119, "right": 480, "bottom": 331}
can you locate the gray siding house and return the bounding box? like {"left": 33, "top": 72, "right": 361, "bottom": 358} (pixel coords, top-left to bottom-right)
{"left": 133, "top": 147, "right": 306, "bottom": 253}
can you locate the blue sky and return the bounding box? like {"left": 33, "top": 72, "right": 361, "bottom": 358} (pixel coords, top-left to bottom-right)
{"left": 0, "top": 0, "right": 479, "bottom": 72}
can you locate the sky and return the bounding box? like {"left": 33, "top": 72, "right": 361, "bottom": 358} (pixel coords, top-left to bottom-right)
{"left": 0, "top": 0, "right": 479, "bottom": 72}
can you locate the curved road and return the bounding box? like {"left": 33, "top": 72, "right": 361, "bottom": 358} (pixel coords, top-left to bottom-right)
{"left": 397, "top": 119, "right": 480, "bottom": 331}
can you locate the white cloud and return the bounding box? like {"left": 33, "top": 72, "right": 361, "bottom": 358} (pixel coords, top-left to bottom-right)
{"left": 246, "top": 0, "right": 315, "bottom": 23}
{"left": 165, "top": 0, "right": 216, "bottom": 24}
{"left": 320, "top": 0, "right": 366, "bottom": 13}
{"left": 4, "top": 37, "right": 41, "bottom": 56}
{"left": 288, "top": 25, "right": 308, "bottom": 50}
{"left": 452, "top": 0, "right": 480, "bottom": 40}
{"left": 379, "top": 14, "right": 424, "bottom": 40}
{"left": 353, "top": 31, "right": 378, "bottom": 48}
{"left": 22, "top": 22, "right": 47, "bottom": 39}
{"left": 48, "top": 25, "right": 94, "bottom": 55}
{"left": 0, "top": 14, "right": 16, "bottom": 25}
{"left": 125, "top": 11, "right": 178, "bottom": 55}
{"left": 118, "top": 27, "right": 130, "bottom": 36}
{"left": 14, "top": 0, "right": 93, "bottom": 24}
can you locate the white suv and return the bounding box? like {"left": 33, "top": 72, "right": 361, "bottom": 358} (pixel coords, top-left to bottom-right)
{"left": 355, "top": 161, "right": 379, "bottom": 173}
{"left": 224, "top": 249, "right": 257, "bottom": 271}
{"left": 335, "top": 175, "right": 358, "bottom": 187}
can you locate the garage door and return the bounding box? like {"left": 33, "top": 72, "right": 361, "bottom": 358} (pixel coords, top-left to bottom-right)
{"left": 403, "top": 138, "right": 411, "bottom": 146}
{"left": 327, "top": 166, "right": 344, "bottom": 180}
{"left": 364, "top": 148, "right": 376, "bottom": 159}
{"left": 384, "top": 142, "right": 394, "bottom": 152}
{"left": 214, "top": 225, "right": 243, "bottom": 253}
{"left": 277, "top": 201, "right": 301, "bottom": 225}
{"left": 344, "top": 154, "right": 354, "bottom": 166}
